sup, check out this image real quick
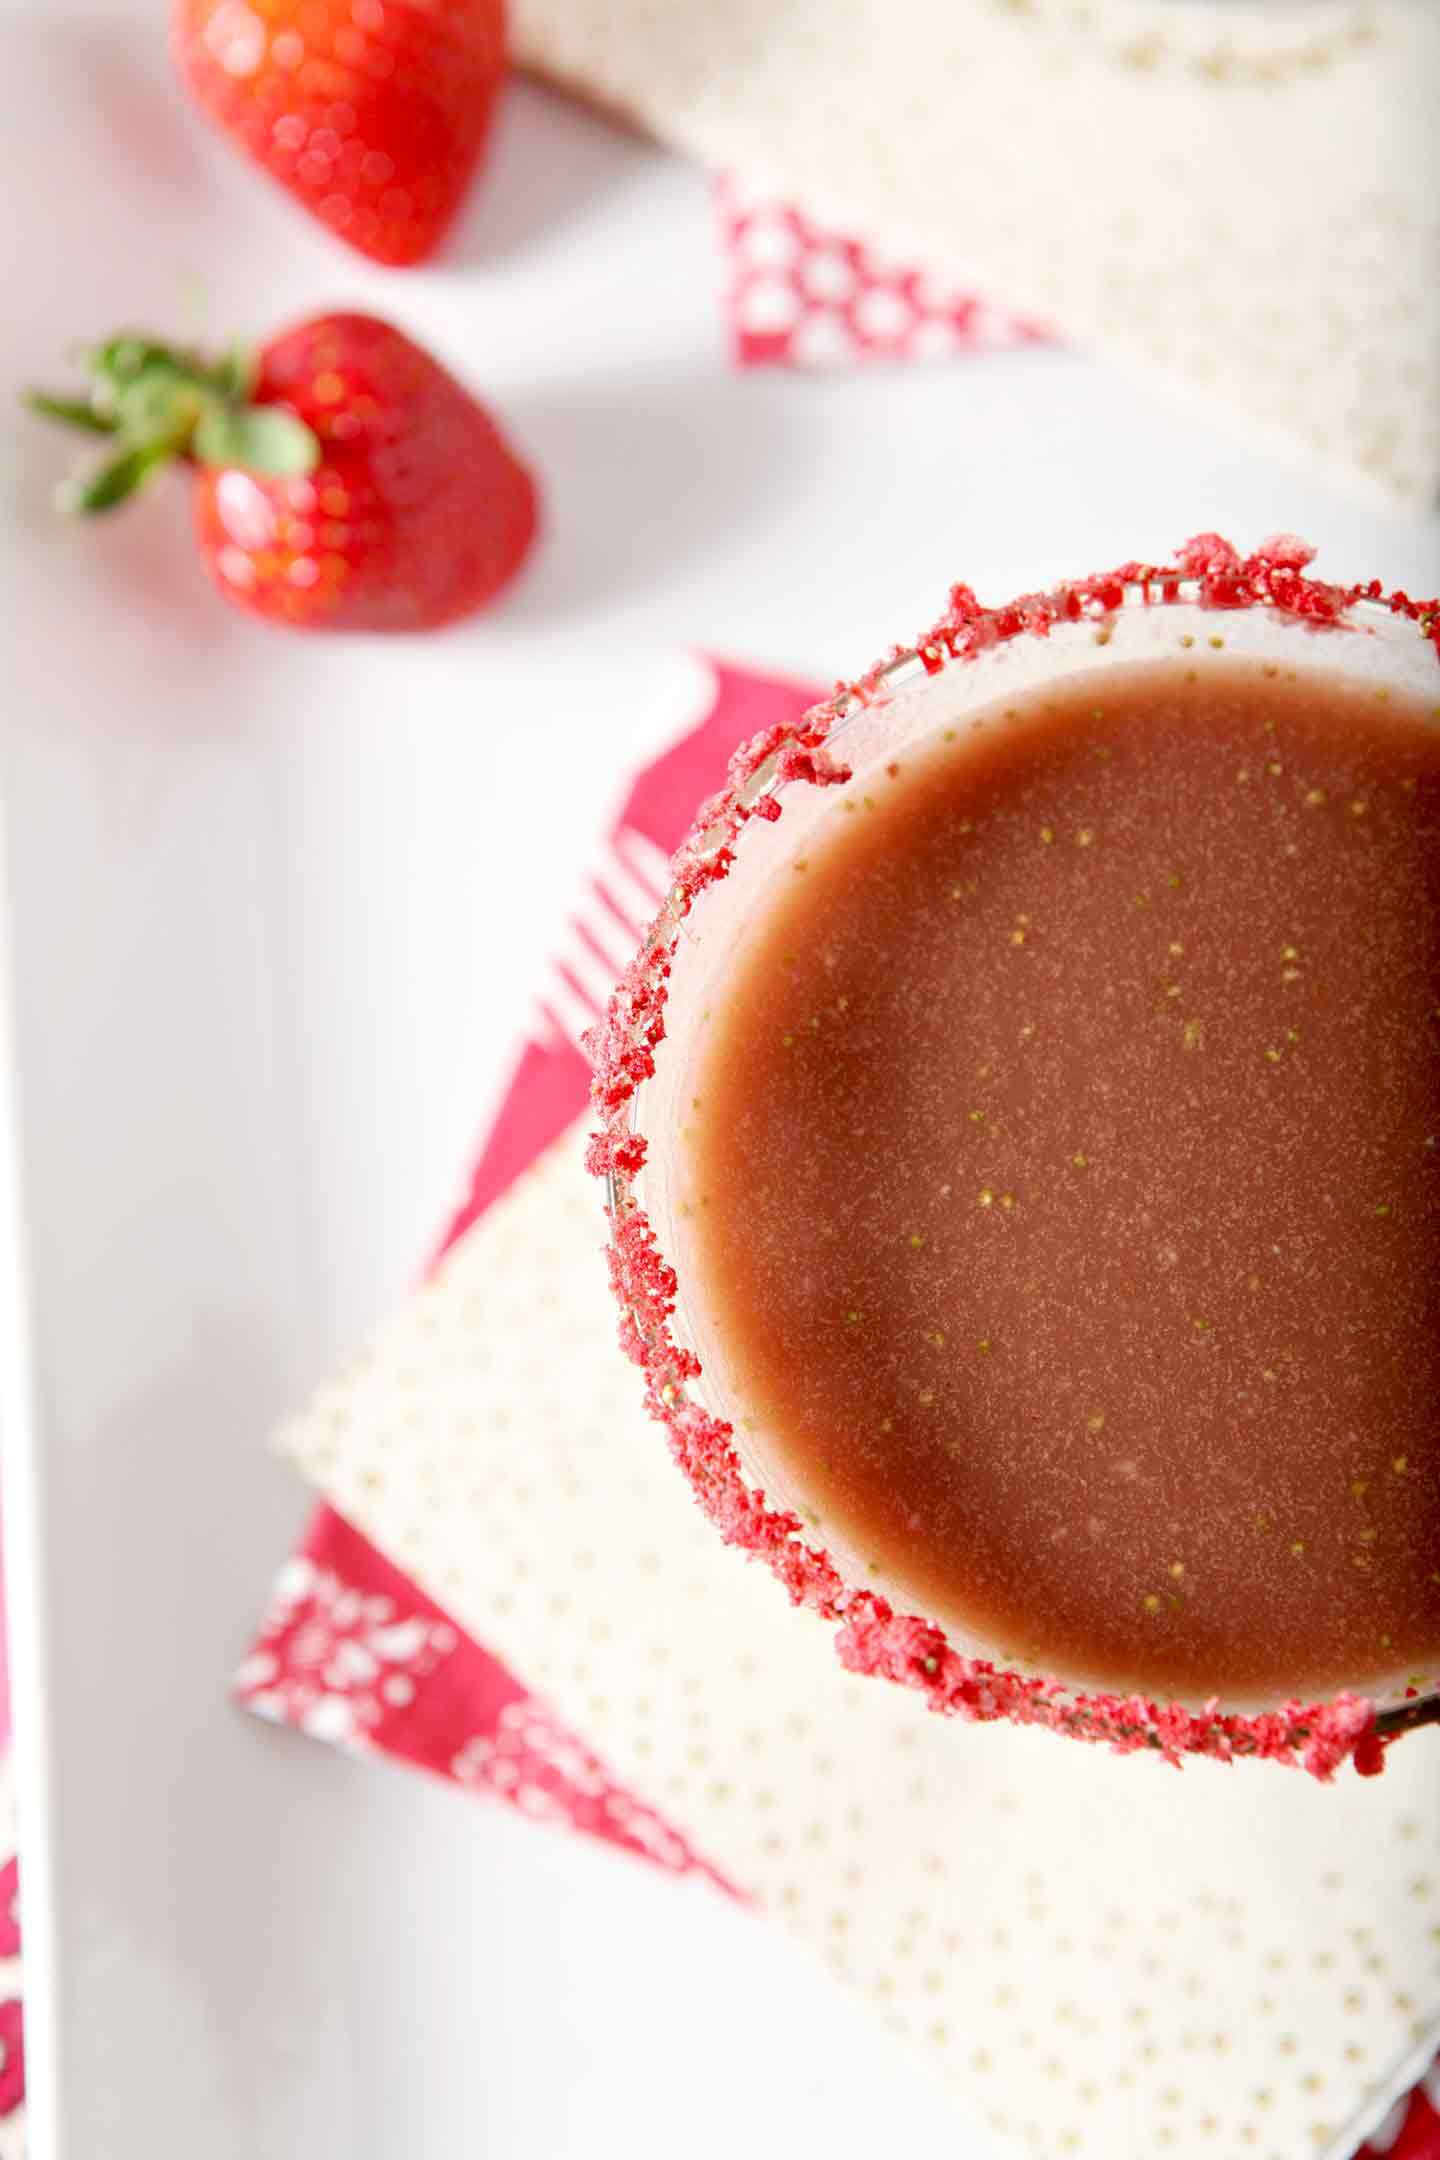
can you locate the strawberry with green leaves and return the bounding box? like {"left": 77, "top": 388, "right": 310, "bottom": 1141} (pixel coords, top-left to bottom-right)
{"left": 30, "top": 312, "right": 539, "bottom": 632}
{"left": 174, "top": 0, "right": 506, "bottom": 267}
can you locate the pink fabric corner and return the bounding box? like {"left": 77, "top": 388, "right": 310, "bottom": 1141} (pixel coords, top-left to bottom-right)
{"left": 0, "top": 1490, "right": 10, "bottom": 1762}
{"left": 716, "top": 176, "right": 1052, "bottom": 370}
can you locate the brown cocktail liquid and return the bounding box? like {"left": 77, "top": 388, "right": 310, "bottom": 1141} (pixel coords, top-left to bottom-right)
{"left": 688, "top": 658, "right": 1440, "bottom": 1704}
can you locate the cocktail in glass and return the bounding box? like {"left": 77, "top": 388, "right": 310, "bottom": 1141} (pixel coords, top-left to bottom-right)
{"left": 590, "top": 537, "right": 1440, "bottom": 1777}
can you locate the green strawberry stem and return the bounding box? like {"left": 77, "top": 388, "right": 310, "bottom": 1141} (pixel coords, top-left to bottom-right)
{"left": 25, "top": 392, "right": 119, "bottom": 436}
{"left": 26, "top": 331, "right": 319, "bottom": 513}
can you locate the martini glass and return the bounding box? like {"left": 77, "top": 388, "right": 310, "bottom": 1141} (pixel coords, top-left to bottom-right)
{"left": 591, "top": 536, "right": 1440, "bottom": 1776}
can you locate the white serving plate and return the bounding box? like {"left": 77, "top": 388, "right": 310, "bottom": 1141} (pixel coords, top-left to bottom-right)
{"left": 1, "top": 12, "right": 1436, "bottom": 2156}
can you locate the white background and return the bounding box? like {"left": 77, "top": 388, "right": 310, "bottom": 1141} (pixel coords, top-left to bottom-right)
{"left": 1, "top": 10, "right": 1437, "bottom": 2157}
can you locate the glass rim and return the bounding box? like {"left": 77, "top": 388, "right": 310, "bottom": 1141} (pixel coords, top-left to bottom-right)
{"left": 589, "top": 534, "right": 1440, "bottom": 1781}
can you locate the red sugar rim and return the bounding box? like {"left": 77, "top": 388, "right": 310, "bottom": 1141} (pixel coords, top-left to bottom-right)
{"left": 587, "top": 535, "right": 1440, "bottom": 1781}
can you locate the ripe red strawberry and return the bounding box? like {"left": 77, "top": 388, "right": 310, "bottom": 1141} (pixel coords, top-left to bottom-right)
{"left": 174, "top": 0, "right": 506, "bottom": 268}
{"left": 30, "top": 312, "right": 539, "bottom": 631}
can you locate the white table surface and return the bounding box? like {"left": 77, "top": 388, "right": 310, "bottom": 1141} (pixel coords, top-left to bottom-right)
{"left": 1, "top": 13, "right": 1437, "bottom": 2158}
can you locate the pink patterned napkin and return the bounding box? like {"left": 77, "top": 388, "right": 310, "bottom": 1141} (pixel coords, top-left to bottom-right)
{"left": 715, "top": 176, "right": 1052, "bottom": 371}
{"left": 0, "top": 1492, "right": 28, "bottom": 2149}
{"left": 237, "top": 658, "right": 1440, "bottom": 2160}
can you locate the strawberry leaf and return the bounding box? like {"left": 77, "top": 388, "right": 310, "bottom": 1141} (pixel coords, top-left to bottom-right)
{"left": 113, "top": 363, "right": 206, "bottom": 442}
{"left": 192, "top": 404, "right": 319, "bottom": 478}
{"left": 89, "top": 336, "right": 188, "bottom": 386}
{"left": 208, "top": 342, "right": 258, "bottom": 402}
{"left": 84, "top": 340, "right": 193, "bottom": 414}
{"left": 64, "top": 437, "right": 180, "bottom": 514}
{"left": 24, "top": 391, "right": 119, "bottom": 436}
{"left": 32, "top": 328, "right": 321, "bottom": 520}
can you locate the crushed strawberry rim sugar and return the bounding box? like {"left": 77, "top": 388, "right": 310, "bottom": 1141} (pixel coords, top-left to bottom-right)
{"left": 687, "top": 657, "right": 1440, "bottom": 1706}
{"left": 589, "top": 536, "right": 1440, "bottom": 1774}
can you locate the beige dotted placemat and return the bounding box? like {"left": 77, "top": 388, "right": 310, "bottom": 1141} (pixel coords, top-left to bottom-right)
{"left": 511, "top": 0, "right": 1440, "bottom": 512}
{"left": 280, "top": 1120, "right": 1440, "bottom": 2160}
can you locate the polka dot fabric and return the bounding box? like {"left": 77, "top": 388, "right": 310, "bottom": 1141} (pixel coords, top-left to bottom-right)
{"left": 276, "top": 1118, "right": 1440, "bottom": 2160}
{"left": 717, "top": 177, "right": 1052, "bottom": 370}
{"left": 513, "top": 0, "right": 1440, "bottom": 505}
{"left": 238, "top": 1507, "right": 731, "bottom": 1889}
